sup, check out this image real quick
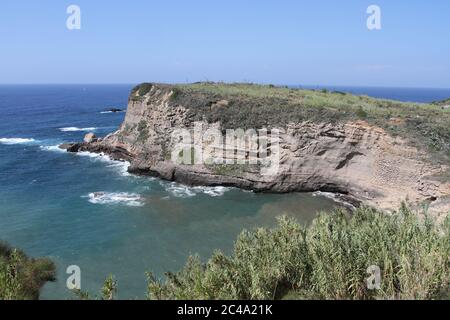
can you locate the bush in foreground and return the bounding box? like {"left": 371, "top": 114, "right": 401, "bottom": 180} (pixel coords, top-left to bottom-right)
{"left": 0, "top": 242, "right": 56, "bottom": 300}
{"left": 147, "top": 205, "right": 450, "bottom": 300}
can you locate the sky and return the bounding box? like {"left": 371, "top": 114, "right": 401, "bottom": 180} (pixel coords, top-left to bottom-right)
{"left": 0, "top": 0, "right": 449, "bottom": 87}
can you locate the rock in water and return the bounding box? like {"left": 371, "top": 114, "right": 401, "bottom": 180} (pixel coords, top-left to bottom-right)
{"left": 58, "top": 143, "right": 82, "bottom": 152}
{"left": 84, "top": 133, "right": 97, "bottom": 143}
{"left": 58, "top": 143, "right": 74, "bottom": 150}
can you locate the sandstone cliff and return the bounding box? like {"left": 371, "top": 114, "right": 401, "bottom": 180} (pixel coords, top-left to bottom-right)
{"left": 66, "top": 83, "right": 450, "bottom": 218}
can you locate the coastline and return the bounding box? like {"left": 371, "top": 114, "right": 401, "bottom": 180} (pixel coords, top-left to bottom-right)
{"left": 58, "top": 83, "right": 450, "bottom": 218}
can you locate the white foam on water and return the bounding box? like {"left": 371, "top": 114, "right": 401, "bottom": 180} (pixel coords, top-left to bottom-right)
{"left": 106, "top": 161, "right": 131, "bottom": 177}
{"left": 100, "top": 110, "right": 125, "bottom": 114}
{"left": 59, "top": 127, "right": 97, "bottom": 132}
{"left": 76, "top": 151, "right": 131, "bottom": 176}
{"left": 40, "top": 145, "right": 66, "bottom": 153}
{"left": 0, "top": 138, "right": 36, "bottom": 145}
{"left": 192, "top": 186, "right": 230, "bottom": 197}
{"left": 85, "top": 192, "right": 144, "bottom": 207}
{"left": 312, "top": 191, "right": 356, "bottom": 209}
{"left": 163, "top": 182, "right": 231, "bottom": 198}
{"left": 164, "top": 183, "right": 197, "bottom": 198}
{"left": 312, "top": 191, "right": 335, "bottom": 199}
{"left": 39, "top": 146, "right": 130, "bottom": 177}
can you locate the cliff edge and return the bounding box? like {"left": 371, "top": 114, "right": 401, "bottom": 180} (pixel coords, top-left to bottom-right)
{"left": 65, "top": 83, "right": 450, "bottom": 218}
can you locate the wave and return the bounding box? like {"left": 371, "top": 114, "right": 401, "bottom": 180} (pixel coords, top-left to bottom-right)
{"left": 85, "top": 192, "right": 144, "bottom": 207}
{"left": 59, "top": 127, "right": 97, "bottom": 132}
{"left": 100, "top": 110, "right": 125, "bottom": 114}
{"left": 77, "top": 151, "right": 130, "bottom": 176}
{"left": 312, "top": 191, "right": 356, "bottom": 209}
{"left": 0, "top": 138, "right": 36, "bottom": 145}
{"left": 40, "top": 145, "right": 66, "bottom": 153}
{"left": 163, "top": 182, "right": 231, "bottom": 198}
{"left": 193, "top": 186, "right": 230, "bottom": 197}
{"left": 164, "top": 183, "right": 197, "bottom": 198}
{"left": 41, "top": 146, "right": 131, "bottom": 176}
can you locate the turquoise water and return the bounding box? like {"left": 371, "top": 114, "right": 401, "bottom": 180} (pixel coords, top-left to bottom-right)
{"left": 1, "top": 85, "right": 448, "bottom": 299}
{"left": 0, "top": 85, "right": 342, "bottom": 299}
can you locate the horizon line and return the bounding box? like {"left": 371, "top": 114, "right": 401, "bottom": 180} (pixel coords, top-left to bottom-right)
{"left": 0, "top": 83, "right": 450, "bottom": 90}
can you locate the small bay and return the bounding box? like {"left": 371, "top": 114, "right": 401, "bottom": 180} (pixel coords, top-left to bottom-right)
{"left": 1, "top": 85, "right": 449, "bottom": 299}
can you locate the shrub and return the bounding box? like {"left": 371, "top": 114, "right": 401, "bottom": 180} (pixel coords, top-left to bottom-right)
{"left": 129, "top": 83, "right": 153, "bottom": 101}
{"left": 137, "top": 120, "right": 149, "bottom": 142}
{"left": 0, "top": 242, "right": 56, "bottom": 300}
{"left": 170, "top": 88, "right": 181, "bottom": 102}
{"left": 72, "top": 275, "right": 118, "bottom": 300}
{"left": 146, "top": 206, "right": 450, "bottom": 300}
{"left": 138, "top": 83, "right": 153, "bottom": 96}
{"left": 356, "top": 106, "right": 368, "bottom": 119}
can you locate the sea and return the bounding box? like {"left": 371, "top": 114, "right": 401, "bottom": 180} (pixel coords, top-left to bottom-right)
{"left": 0, "top": 84, "right": 449, "bottom": 299}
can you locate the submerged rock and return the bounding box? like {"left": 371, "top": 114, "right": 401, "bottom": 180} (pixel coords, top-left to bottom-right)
{"left": 103, "top": 108, "right": 124, "bottom": 113}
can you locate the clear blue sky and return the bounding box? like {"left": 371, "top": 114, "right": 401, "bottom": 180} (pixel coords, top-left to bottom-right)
{"left": 1, "top": 0, "right": 449, "bottom": 87}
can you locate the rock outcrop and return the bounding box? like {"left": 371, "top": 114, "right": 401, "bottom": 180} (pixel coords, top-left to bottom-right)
{"left": 83, "top": 133, "right": 97, "bottom": 143}
{"left": 64, "top": 84, "right": 450, "bottom": 218}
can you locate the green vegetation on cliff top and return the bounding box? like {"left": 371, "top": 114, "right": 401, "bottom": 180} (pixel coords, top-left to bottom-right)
{"left": 132, "top": 82, "right": 450, "bottom": 162}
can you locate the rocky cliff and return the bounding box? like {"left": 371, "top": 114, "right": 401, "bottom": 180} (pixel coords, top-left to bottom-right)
{"left": 65, "top": 83, "right": 450, "bottom": 218}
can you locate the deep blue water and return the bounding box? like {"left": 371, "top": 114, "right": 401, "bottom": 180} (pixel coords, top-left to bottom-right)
{"left": 1, "top": 85, "right": 449, "bottom": 299}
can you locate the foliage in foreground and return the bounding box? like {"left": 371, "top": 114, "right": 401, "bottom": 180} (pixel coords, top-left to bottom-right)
{"left": 72, "top": 274, "right": 118, "bottom": 300}
{"left": 0, "top": 242, "right": 56, "bottom": 300}
{"left": 147, "top": 205, "right": 450, "bottom": 300}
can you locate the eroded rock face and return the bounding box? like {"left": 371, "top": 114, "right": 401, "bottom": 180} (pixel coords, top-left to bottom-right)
{"left": 84, "top": 133, "right": 97, "bottom": 143}
{"left": 74, "top": 85, "right": 450, "bottom": 218}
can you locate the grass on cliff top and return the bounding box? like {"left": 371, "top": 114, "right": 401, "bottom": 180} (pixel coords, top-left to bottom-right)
{"left": 0, "top": 242, "right": 56, "bottom": 300}
{"left": 433, "top": 98, "right": 450, "bottom": 106}
{"left": 131, "top": 82, "right": 450, "bottom": 161}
